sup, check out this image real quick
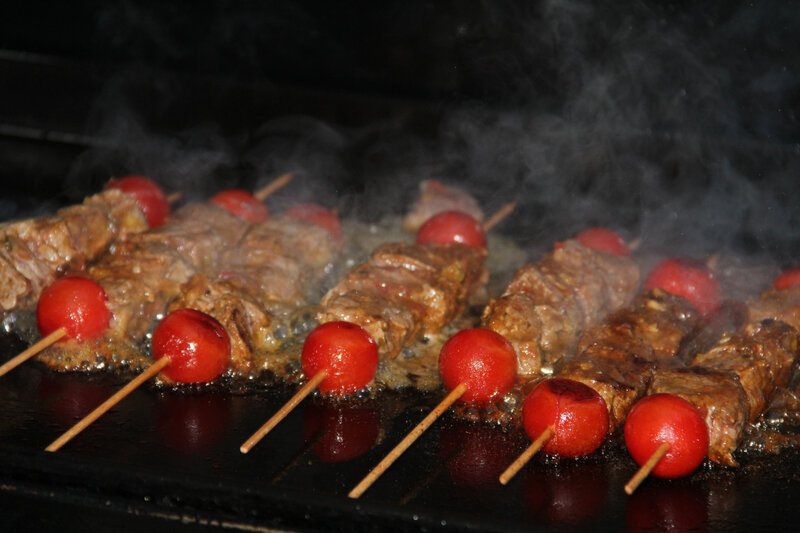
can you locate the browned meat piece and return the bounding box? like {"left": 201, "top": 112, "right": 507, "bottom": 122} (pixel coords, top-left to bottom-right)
{"left": 402, "top": 180, "right": 484, "bottom": 232}
{"left": 749, "top": 286, "right": 800, "bottom": 331}
{"left": 219, "top": 217, "right": 339, "bottom": 304}
{"left": 170, "top": 217, "right": 341, "bottom": 377}
{"left": 649, "top": 319, "right": 800, "bottom": 466}
{"left": 649, "top": 367, "right": 748, "bottom": 466}
{"left": 36, "top": 204, "right": 250, "bottom": 372}
{"left": 0, "top": 189, "right": 148, "bottom": 313}
{"left": 318, "top": 243, "right": 487, "bottom": 359}
{"left": 481, "top": 239, "right": 640, "bottom": 375}
{"left": 558, "top": 289, "right": 701, "bottom": 431}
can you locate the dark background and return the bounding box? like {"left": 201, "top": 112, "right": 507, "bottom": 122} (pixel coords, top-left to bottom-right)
{"left": 1, "top": 2, "right": 800, "bottom": 531}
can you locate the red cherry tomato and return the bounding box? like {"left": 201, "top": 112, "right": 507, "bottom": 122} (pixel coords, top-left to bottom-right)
{"left": 416, "top": 210, "right": 487, "bottom": 248}
{"left": 438, "top": 328, "right": 517, "bottom": 405}
{"left": 301, "top": 321, "right": 379, "bottom": 395}
{"left": 644, "top": 258, "right": 721, "bottom": 315}
{"left": 105, "top": 175, "right": 170, "bottom": 228}
{"left": 152, "top": 308, "right": 231, "bottom": 384}
{"left": 285, "top": 203, "right": 343, "bottom": 240}
{"left": 774, "top": 268, "right": 800, "bottom": 290}
{"left": 36, "top": 276, "right": 111, "bottom": 342}
{"left": 522, "top": 378, "right": 609, "bottom": 457}
{"left": 574, "top": 227, "right": 631, "bottom": 257}
{"left": 209, "top": 189, "right": 269, "bottom": 223}
{"left": 624, "top": 394, "right": 708, "bottom": 479}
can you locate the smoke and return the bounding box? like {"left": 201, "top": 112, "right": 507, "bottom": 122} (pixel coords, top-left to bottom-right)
{"left": 68, "top": 0, "right": 799, "bottom": 267}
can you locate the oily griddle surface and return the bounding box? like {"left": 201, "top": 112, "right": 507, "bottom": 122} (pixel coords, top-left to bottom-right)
{"left": 2, "top": 330, "right": 800, "bottom": 532}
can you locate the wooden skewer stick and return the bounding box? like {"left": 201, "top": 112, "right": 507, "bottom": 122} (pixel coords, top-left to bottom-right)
{"left": 624, "top": 442, "right": 670, "bottom": 495}
{"left": 498, "top": 425, "right": 554, "bottom": 485}
{"left": 0, "top": 328, "right": 67, "bottom": 379}
{"left": 254, "top": 172, "right": 294, "bottom": 201}
{"left": 166, "top": 191, "right": 182, "bottom": 204}
{"left": 482, "top": 201, "right": 517, "bottom": 232}
{"left": 45, "top": 357, "right": 171, "bottom": 452}
{"left": 348, "top": 382, "right": 468, "bottom": 499}
{"left": 240, "top": 370, "right": 328, "bottom": 454}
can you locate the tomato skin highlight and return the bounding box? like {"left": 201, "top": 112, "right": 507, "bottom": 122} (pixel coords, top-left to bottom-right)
{"left": 774, "top": 267, "right": 800, "bottom": 290}
{"left": 644, "top": 258, "right": 721, "bottom": 315}
{"left": 209, "top": 189, "right": 269, "bottom": 223}
{"left": 416, "top": 211, "right": 487, "bottom": 248}
{"left": 152, "top": 309, "right": 231, "bottom": 384}
{"left": 285, "top": 203, "right": 343, "bottom": 240}
{"left": 301, "top": 321, "right": 379, "bottom": 395}
{"left": 105, "top": 175, "right": 170, "bottom": 228}
{"left": 574, "top": 227, "right": 631, "bottom": 257}
{"left": 624, "top": 394, "right": 709, "bottom": 479}
{"left": 522, "top": 378, "right": 609, "bottom": 457}
{"left": 36, "top": 276, "right": 111, "bottom": 342}
{"left": 438, "top": 328, "right": 517, "bottom": 405}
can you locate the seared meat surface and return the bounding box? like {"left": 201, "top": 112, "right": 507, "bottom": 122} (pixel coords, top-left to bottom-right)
{"left": 481, "top": 240, "right": 640, "bottom": 375}
{"left": 0, "top": 190, "right": 148, "bottom": 313}
{"left": 651, "top": 319, "right": 799, "bottom": 466}
{"left": 37, "top": 204, "right": 249, "bottom": 372}
{"left": 170, "top": 216, "right": 340, "bottom": 377}
{"left": 318, "top": 242, "right": 487, "bottom": 359}
{"left": 558, "top": 289, "right": 701, "bottom": 430}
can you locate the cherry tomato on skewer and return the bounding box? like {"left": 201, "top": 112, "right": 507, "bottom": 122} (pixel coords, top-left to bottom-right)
{"left": 574, "top": 227, "right": 631, "bottom": 257}
{"left": 438, "top": 328, "right": 517, "bottom": 406}
{"left": 152, "top": 308, "right": 231, "bottom": 384}
{"left": 416, "top": 210, "right": 487, "bottom": 248}
{"left": 774, "top": 267, "right": 800, "bottom": 290}
{"left": 301, "top": 321, "right": 379, "bottom": 396}
{"left": 209, "top": 189, "right": 269, "bottom": 223}
{"left": 105, "top": 175, "right": 170, "bottom": 228}
{"left": 285, "top": 203, "right": 343, "bottom": 241}
{"left": 644, "top": 258, "right": 721, "bottom": 315}
{"left": 36, "top": 276, "right": 111, "bottom": 342}
{"left": 624, "top": 394, "right": 709, "bottom": 479}
{"left": 522, "top": 378, "right": 609, "bottom": 457}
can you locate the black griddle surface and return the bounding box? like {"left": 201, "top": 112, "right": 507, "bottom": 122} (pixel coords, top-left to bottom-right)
{"left": 2, "top": 329, "right": 800, "bottom": 532}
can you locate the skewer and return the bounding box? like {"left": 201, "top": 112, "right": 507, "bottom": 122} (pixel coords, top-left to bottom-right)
{"left": 624, "top": 443, "right": 669, "bottom": 495}
{"left": 239, "top": 321, "right": 378, "bottom": 453}
{"left": 0, "top": 329, "right": 66, "bottom": 379}
{"left": 46, "top": 357, "right": 170, "bottom": 451}
{"left": 349, "top": 383, "right": 467, "bottom": 499}
{"left": 254, "top": 172, "right": 293, "bottom": 201}
{"left": 499, "top": 426, "right": 553, "bottom": 485}
{"left": 240, "top": 370, "right": 327, "bottom": 453}
{"left": 44, "top": 308, "right": 231, "bottom": 452}
{"left": 482, "top": 201, "right": 517, "bottom": 232}
{"left": 348, "top": 328, "right": 516, "bottom": 499}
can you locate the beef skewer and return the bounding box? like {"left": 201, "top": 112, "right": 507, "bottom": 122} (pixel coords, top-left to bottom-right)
{"left": 348, "top": 228, "right": 638, "bottom": 497}
{"left": 499, "top": 258, "right": 725, "bottom": 484}
{"left": 624, "top": 276, "right": 800, "bottom": 493}
{"left": 0, "top": 188, "right": 150, "bottom": 316}
{"left": 481, "top": 234, "right": 641, "bottom": 377}
{"left": 0, "top": 175, "right": 294, "bottom": 379}
{"left": 239, "top": 208, "right": 505, "bottom": 453}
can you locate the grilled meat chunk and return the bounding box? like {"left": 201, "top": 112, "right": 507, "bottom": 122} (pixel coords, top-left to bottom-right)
{"left": 649, "top": 319, "right": 800, "bottom": 466}
{"left": 318, "top": 243, "right": 487, "bottom": 359}
{"left": 558, "top": 289, "right": 701, "bottom": 430}
{"left": 0, "top": 189, "right": 148, "bottom": 313}
{"left": 36, "top": 204, "right": 249, "bottom": 372}
{"left": 170, "top": 217, "right": 340, "bottom": 376}
{"left": 481, "top": 240, "right": 640, "bottom": 375}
